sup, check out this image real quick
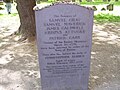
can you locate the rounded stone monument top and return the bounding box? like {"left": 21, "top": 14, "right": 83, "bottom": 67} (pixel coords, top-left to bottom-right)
{"left": 33, "top": 2, "right": 93, "bottom": 11}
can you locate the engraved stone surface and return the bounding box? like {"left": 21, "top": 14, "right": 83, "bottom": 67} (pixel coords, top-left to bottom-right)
{"left": 35, "top": 3, "right": 94, "bottom": 90}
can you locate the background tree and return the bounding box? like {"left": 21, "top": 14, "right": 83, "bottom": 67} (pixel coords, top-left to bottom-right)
{"left": 72, "top": 0, "right": 75, "bottom": 2}
{"left": 16, "top": 0, "right": 36, "bottom": 41}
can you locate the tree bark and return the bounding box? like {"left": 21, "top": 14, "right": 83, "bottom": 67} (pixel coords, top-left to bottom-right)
{"left": 16, "top": 0, "right": 36, "bottom": 41}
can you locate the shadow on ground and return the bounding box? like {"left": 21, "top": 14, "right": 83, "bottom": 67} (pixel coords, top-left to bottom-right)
{"left": 0, "top": 36, "right": 41, "bottom": 90}
{"left": 89, "top": 23, "right": 120, "bottom": 90}
{"left": 0, "top": 15, "right": 41, "bottom": 90}
{"left": 0, "top": 14, "right": 120, "bottom": 90}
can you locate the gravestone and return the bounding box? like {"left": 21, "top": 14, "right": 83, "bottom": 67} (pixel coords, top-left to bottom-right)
{"left": 101, "top": 7, "right": 106, "bottom": 11}
{"left": 107, "top": 4, "right": 114, "bottom": 11}
{"left": 92, "top": 6, "right": 97, "bottom": 11}
{"left": 35, "top": 3, "right": 94, "bottom": 90}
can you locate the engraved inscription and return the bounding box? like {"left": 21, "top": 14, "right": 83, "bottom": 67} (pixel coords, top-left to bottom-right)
{"left": 35, "top": 4, "right": 93, "bottom": 90}
{"left": 40, "top": 14, "right": 89, "bottom": 76}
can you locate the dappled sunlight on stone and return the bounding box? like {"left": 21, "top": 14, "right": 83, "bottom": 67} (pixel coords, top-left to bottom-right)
{"left": 0, "top": 69, "right": 24, "bottom": 90}
{"left": 0, "top": 15, "right": 20, "bottom": 38}
{"left": 18, "top": 53, "right": 35, "bottom": 57}
{"left": 96, "top": 36, "right": 108, "bottom": 41}
{"left": 108, "top": 34, "right": 119, "bottom": 41}
{"left": 91, "top": 52, "right": 96, "bottom": 55}
{"left": 94, "top": 80, "right": 120, "bottom": 90}
{"left": 89, "top": 23, "right": 120, "bottom": 90}
{"left": 91, "top": 56, "right": 94, "bottom": 59}
{"left": 0, "top": 11, "right": 40, "bottom": 90}
{"left": 0, "top": 54, "right": 14, "bottom": 65}
{"left": 94, "top": 42, "right": 101, "bottom": 45}
{"left": 2, "top": 38, "right": 9, "bottom": 42}
{"left": 107, "top": 41, "right": 116, "bottom": 44}
{"left": 26, "top": 62, "right": 38, "bottom": 68}
{"left": 96, "top": 31, "right": 108, "bottom": 37}
{"left": 0, "top": 69, "right": 40, "bottom": 90}
{"left": 93, "top": 23, "right": 120, "bottom": 46}
{"left": 13, "top": 43, "right": 37, "bottom": 54}
{"left": 92, "top": 76, "right": 99, "bottom": 79}
{"left": 14, "top": 36, "right": 21, "bottom": 41}
{"left": 21, "top": 70, "right": 40, "bottom": 78}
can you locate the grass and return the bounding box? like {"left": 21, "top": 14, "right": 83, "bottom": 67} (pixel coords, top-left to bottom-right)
{"left": 0, "top": 13, "right": 18, "bottom": 20}
{"left": 10, "top": 13, "right": 18, "bottom": 17}
{"left": 0, "top": 2, "right": 120, "bottom": 23}
{"left": 113, "top": 1, "right": 120, "bottom": 5}
{"left": 0, "top": 13, "right": 18, "bottom": 16}
{"left": 1, "top": 13, "right": 120, "bottom": 23}
{"left": 41, "top": 0, "right": 120, "bottom": 5}
{"left": 94, "top": 14, "right": 120, "bottom": 23}
{"left": 80, "top": 1, "right": 120, "bottom": 5}
{"left": 80, "top": 1, "right": 109, "bottom": 5}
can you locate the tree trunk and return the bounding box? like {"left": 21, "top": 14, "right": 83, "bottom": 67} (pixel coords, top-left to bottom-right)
{"left": 16, "top": 0, "right": 36, "bottom": 41}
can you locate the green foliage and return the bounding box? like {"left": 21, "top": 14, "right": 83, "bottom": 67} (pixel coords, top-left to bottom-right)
{"left": 10, "top": 13, "right": 18, "bottom": 17}
{"left": 80, "top": 1, "right": 120, "bottom": 5}
{"left": 0, "top": 13, "right": 4, "bottom": 16}
{"left": 37, "top": 0, "right": 120, "bottom": 5}
{"left": 114, "top": 1, "right": 120, "bottom": 5}
{"left": 80, "top": 1, "right": 109, "bottom": 5}
{"left": 0, "top": 2, "right": 4, "bottom": 5}
{"left": 0, "top": 13, "right": 18, "bottom": 20}
{"left": 94, "top": 14, "right": 120, "bottom": 23}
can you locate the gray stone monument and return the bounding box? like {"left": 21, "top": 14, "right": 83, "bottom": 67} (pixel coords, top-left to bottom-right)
{"left": 35, "top": 3, "right": 94, "bottom": 90}
{"left": 107, "top": 4, "right": 114, "bottom": 11}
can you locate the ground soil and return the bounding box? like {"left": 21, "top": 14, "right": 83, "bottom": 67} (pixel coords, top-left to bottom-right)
{"left": 0, "top": 4, "right": 120, "bottom": 90}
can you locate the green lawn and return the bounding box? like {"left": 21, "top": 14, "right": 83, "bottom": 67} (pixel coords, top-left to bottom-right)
{"left": 80, "top": 1, "right": 109, "bottom": 5}
{"left": 45, "top": 0, "right": 120, "bottom": 5}
{"left": 80, "top": 1, "right": 120, "bottom": 5}
{"left": 1, "top": 1, "right": 120, "bottom": 23}
{"left": 94, "top": 14, "right": 120, "bottom": 23}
